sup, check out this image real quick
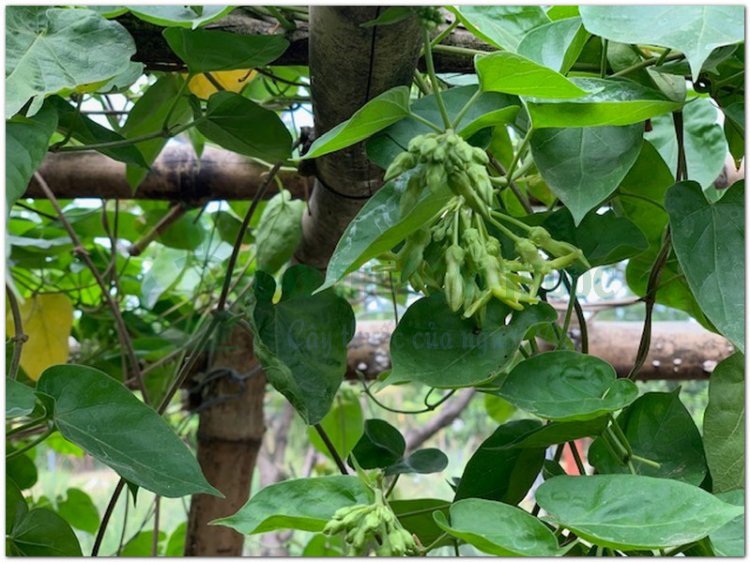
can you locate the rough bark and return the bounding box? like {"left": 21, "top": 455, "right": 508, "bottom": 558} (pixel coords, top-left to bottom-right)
{"left": 346, "top": 320, "right": 732, "bottom": 380}
{"left": 184, "top": 325, "right": 266, "bottom": 557}
{"left": 118, "top": 10, "right": 486, "bottom": 74}
{"left": 25, "top": 145, "right": 308, "bottom": 201}
{"left": 294, "top": 7, "right": 423, "bottom": 269}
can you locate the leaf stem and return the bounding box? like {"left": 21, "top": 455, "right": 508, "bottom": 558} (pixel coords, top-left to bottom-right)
{"left": 422, "top": 29, "right": 451, "bottom": 129}
{"left": 5, "top": 287, "right": 27, "bottom": 380}
{"left": 92, "top": 479, "right": 127, "bottom": 556}
{"left": 313, "top": 423, "right": 349, "bottom": 475}
{"left": 506, "top": 128, "right": 533, "bottom": 182}
{"left": 451, "top": 89, "right": 481, "bottom": 129}
{"left": 409, "top": 111, "right": 444, "bottom": 133}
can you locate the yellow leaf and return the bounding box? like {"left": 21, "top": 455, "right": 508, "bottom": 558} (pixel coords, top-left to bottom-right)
{"left": 186, "top": 69, "right": 258, "bottom": 99}
{"left": 6, "top": 294, "right": 74, "bottom": 380}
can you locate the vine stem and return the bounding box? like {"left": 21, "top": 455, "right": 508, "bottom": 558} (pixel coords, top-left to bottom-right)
{"left": 94, "top": 146, "right": 294, "bottom": 552}
{"left": 34, "top": 171, "right": 149, "bottom": 404}
{"left": 6, "top": 427, "right": 53, "bottom": 460}
{"left": 6, "top": 287, "right": 27, "bottom": 380}
{"left": 152, "top": 496, "right": 161, "bottom": 556}
{"left": 628, "top": 111, "right": 685, "bottom": 380}
{"left": 52, "top": 118, "right": 204, "bottom": 153}
{"left": 422, "top": 28, "right": 451, "bottom": 129}
{"left": 313, "top": 424, "right": 349, "bottom": 475}
{"left": 92, "top": 479, "right": 127, "bottom": 556}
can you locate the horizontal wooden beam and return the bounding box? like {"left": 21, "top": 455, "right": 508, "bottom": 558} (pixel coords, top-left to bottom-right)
{"left": 25, "top": 144, "right": 309, "bottom": 201}
{"left": 347, "top": 320, "right": 733, "bottom": 381}
{"left": 119, "top": 11, "right": 487, "bottom": 74}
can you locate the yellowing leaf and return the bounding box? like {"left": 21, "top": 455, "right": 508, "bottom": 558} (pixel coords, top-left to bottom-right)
{"left": 6, "top": 294, "right": 73, "bottom": 380}
{"left": 186, "top": 69, "right": 257, "bottom": 99}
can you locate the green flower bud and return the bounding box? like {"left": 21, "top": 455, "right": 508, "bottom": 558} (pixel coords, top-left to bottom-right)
{"left": 462, "top": 228, "right": 485, "bottom": 266}
{"left": 384, "top": 151, "right": 417, "bottom": 182}
{"left": 444, "top": 244, "right": 465, "bottom": 312}
{"left": 471, "top": 146, "right": 490, "bottom": 165}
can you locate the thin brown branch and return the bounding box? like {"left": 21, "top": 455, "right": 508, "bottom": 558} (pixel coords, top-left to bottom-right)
{"left": 404, "top": 389, "right": 476, "bottom": 452}
{"left": 34, "top": 171, "right": 149, "bottom": 403}
{"left": 127, "top": 203, "right": 189, "bottom": 256}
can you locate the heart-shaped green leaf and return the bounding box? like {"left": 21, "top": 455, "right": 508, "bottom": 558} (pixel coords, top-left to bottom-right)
{"left": 388, "top": 295, "right": 557, "bottom": 388}
{"left": 249, "top": 266, "right": 356, "bottom": 425}
{"left": 6, "top": 7, "right": 135, "bottom": 117}
{"left": 646, "top": 97, "right": 728, "bottom": 192}
{"left": 36, "top": 364, "right": 219, "bottom": 498}
{"left": 7, "top": 507, "right": 82, "bottom": 556}
{"left": 530, "top": 125, "right": 643, "bottom": 224}
{"left": 537, "top": 474, "right": 744, "bottom": 550}
{"left": 126, "top": 5, "right": 233, "bottom": 28}
{"left": 666, "top": 181, "right": 744, "bottom": 351}
{"left": 434, "top": 498, "right": 569, "bottom": 556}
{"left": 213, "top": 476, "right": 373, "bottom": 534}
{"left": 198, "top": 91, "right": 293, "bottom": 163}
{"left": 498, "top": 351, "right": 638, "bottom": 421}
{"left": 350, "top": 419, "right": 405, "bottom": 469}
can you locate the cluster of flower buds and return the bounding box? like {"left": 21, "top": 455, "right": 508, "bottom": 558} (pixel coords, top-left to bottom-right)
{"left": 322, "top": 490, "right": 417, "bottom": 556}
{"left": 382, "top": 131, "right": 589, "bottom": 324}
{"left": 413, "top": 7, "right": 443, "bottom": 30}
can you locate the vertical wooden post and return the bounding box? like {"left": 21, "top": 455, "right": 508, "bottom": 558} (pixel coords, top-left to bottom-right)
{"left": 184, "top": 325, "right": 266, "bottom": 556}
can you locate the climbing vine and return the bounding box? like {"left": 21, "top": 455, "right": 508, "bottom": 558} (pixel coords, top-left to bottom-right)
{"left": 5, "top": 5, "right": 745, "bottom": 557}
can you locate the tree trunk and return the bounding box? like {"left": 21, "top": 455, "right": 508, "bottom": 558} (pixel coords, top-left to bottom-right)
{"left": 184, "top": 325, "right": 266, "bottom": 556}
{"left": 295, "top": 6, "right": 423, "bottom": 268}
